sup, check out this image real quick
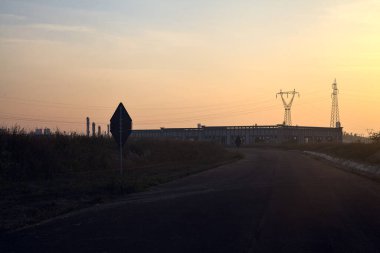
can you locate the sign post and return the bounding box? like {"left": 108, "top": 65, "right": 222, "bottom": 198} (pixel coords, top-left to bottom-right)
{"left": 110, "top": 103, "right": 132, "bottom": 175}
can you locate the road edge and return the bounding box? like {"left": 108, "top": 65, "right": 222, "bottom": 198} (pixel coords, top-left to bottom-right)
{"left": 304, "top": 151, "right": 380, "bottom": 181}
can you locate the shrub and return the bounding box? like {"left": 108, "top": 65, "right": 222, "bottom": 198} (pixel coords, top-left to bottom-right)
{"left": 369, "top": 131, "right": 380, "bottom": 143}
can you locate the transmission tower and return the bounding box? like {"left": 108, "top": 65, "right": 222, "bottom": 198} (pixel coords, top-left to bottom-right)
{"left": 276, "top": 89, "right": 300, "bottom": 126}
{"left": 330, "top": 79, "right": 340, "bottom": 128}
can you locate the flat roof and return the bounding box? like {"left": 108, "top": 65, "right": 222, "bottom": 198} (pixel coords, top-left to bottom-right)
{"left": 133, "top": 125, "right": 342, "bottom": 131}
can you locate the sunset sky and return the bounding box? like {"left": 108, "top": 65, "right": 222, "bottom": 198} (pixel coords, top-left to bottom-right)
{"left": 1, "top": 0, "right": 380, "bottom": 135}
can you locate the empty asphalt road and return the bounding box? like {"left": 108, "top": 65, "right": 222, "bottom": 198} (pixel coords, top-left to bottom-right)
{"left": 2, "top": 148, "right": 380, "bottom": 253}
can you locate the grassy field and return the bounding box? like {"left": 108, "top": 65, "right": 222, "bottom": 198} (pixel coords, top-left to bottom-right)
{"left": 0, "top": 128, "right": 241, "bottom": 232}
{"left": 282, "top": 143, "right": 380, "bottom": 166}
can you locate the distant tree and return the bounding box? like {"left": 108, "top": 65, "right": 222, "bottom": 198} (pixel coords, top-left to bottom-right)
{"left": 369, "top": 131, "right": 380, "bottom": 143}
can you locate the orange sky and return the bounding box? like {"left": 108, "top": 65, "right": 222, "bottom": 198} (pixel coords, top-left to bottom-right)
{"left": 1, "top": 1, "right": 380, "bottom": 135}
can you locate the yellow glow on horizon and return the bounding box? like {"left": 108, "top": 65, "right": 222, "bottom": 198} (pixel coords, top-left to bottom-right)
{"left": 1, "top": 1, "right": 380, "bottom": 135}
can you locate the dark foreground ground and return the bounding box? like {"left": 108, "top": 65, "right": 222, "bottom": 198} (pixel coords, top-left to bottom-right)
{"left": 0, "top": 135, "right": 238, "bottom": 232}
{"left": 2, "top": 148, "right": 380, "bottom": 253}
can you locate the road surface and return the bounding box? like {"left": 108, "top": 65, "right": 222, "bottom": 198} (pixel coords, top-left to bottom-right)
{"left": 2, "top": 149, "right": 380, "bottom": 253}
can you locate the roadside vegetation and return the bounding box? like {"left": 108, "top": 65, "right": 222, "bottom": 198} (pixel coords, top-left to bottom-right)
{"left": 0, "top": 127, "right": 241, "bottom": 232}
{"left": 298, "top": 131, "right": 380, "bottom": 165}
{"left": 343, "top": 131, "right": 371, "bottom": 143}
{"left": 282, "top": 142, "right": 380, "bottom": 166}
{"left": 369, "top": 131, "right": 380, "bottom": 143}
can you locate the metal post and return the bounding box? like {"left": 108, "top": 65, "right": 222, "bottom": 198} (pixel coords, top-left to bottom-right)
{"left": 120, "top": 109, "right": 122, "bottom": 175}
{"left": 86, "top": 117, "right": 90, "bottom": 137}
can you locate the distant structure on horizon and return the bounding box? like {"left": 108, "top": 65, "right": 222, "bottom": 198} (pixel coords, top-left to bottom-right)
{"left": 130, "top": 83, "right": 344, "bottom": 145}
{"left": 132, "top": 125, "right": 342, "bottom": 145}
{"left": 86, "top": 117, "right": 90, "bottom": 137}
{"left": 43, "top": 128, "right": 51, "bottom": 135}
{"left": 85, "top": 117, "right": 109, "bottom": 137}
{"left": 330, "top": 79, "right": 341, "bottom": 128}
{"left": 276, "top": 89, "right": 300, "bottom": 126}
{"left": 34, "top": 128, "right": 51, "bottom": 136}
{"left": 92, "top": 122, "right": 96, "bottom": 137}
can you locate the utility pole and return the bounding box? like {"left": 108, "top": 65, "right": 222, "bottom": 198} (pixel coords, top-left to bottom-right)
{"left": 330, "top": 79, "right": 341, "bottom": 128}
{"left": 276, "top": 89, "right": 300, "bottom": 126}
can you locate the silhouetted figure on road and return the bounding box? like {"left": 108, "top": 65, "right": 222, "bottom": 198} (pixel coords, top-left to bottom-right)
{"left": 235, "top": 136, "right": 242, "bottom": 149}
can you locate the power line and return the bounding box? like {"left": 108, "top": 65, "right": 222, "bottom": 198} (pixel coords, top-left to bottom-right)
{"left": 0, "top": 115, "right": 85, "bottom": 125}
{"left": 0, "top": 95, "right": 276, "bottom": 112}
{"left": 0, "top": 103, "right": 278, "bottom": 127}
{"left": 0, "top": 97, "right": 332, "bottom": 128}
{"left": 0, "top": 111, "right": 85, "bottom": 121}
{"left": 0, "top": 91, "right": 333, "bottom": 130}
{"left": 0, "top": 96, "right": 113, "bottom": 111}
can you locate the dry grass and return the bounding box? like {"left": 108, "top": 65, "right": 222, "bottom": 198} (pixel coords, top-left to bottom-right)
{"left": 282, "top": 143, "right": 380, "bottom": 165}
{"left": 0, "top": 128, "right": 241, "bottom": 232}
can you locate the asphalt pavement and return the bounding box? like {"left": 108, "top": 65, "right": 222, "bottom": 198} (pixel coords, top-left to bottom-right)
{"left": 2, "top": 148, "right": 380, "bottom": 253}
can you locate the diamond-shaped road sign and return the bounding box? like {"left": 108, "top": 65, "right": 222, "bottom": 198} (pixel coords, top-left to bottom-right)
{"left": 110, "top": 103, "right": 132, "bottom": 147}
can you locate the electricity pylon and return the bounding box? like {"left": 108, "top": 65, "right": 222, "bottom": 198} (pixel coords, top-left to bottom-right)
{"left": 276, "top": 89, "right": 300, "bottom": 126}
{"left": 330, "top": 79, "right": 340, "bottom": 128}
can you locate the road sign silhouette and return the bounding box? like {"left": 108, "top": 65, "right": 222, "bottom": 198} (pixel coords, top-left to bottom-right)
{"left": 110, "top": 102, "right": 132, "bottom": 175}
{"left": 110, "top": 103, "right": 132, "bottom": 147}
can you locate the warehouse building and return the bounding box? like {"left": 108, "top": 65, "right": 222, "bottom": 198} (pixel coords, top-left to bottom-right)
{"left": 132, "top": 125, "right": 343, "bottom": 145}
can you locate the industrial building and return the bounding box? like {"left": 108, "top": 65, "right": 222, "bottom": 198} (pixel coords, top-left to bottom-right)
{"left": 131, "top": 125, "right": 343, "bottom": 145}
{"left": 116, "top": 80, "right": 343, "bottom": 146}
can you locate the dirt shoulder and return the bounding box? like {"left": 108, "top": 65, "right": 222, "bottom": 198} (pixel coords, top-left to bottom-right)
{"left": 276, "top": 143, "right": 380, "bottom": 166}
